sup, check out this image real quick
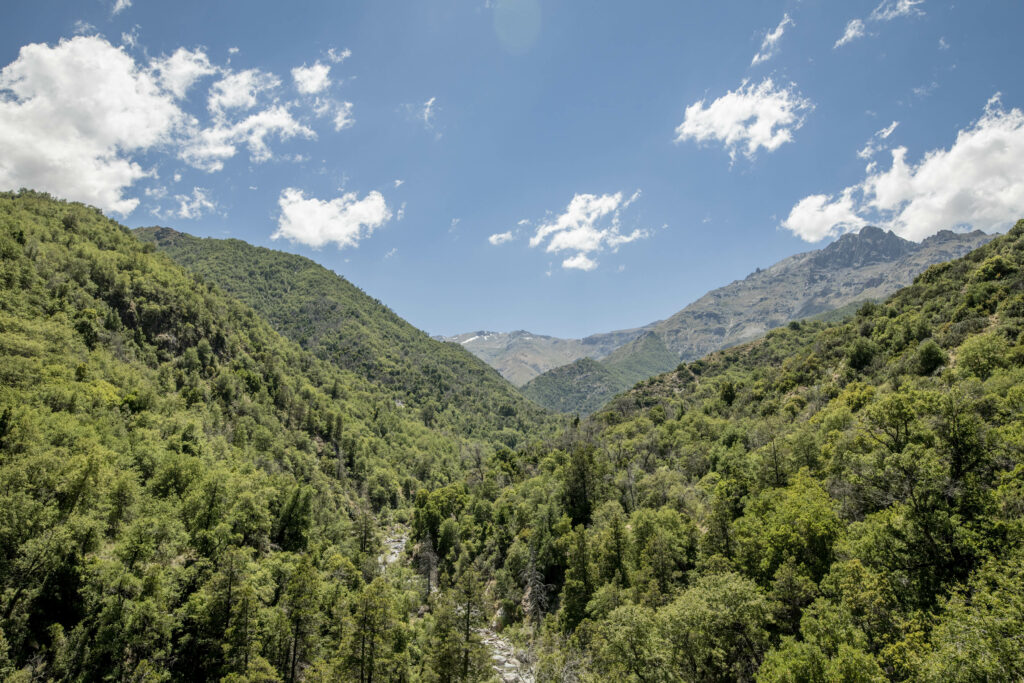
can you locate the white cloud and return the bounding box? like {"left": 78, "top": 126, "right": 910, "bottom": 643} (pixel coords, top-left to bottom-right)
{"left": 562, "top": 254, "right": 597, "bottom": 271}
{"left": 837, "top": 1, "right": 923, "bottom": 49}
{"left": 834, "top": 19, "right": 866, "bottom": 48}
{"left": 938, "top": 37, "right": 949, "bottom": 50}
{"left": 0, "top": 36, "right": 185, "bottom": 215}
{"left": 273, "top": 187, "right": 391, "bottom": 249}
{"left": 151, "top": 47, "right": 216, "bottom": 99}
{"left": 180, "top": 105, "right": 314, "bottom": 172}
{"left": 783, "top": 95, "right": 1024, "bottom": 242}
{"left": 112, "top": 0, "right": 131, "bottom": 15}
{"left": 422, "top": 96, "right": 437, "bottom": 127}
{"left": 121, "top": 28, "right": 139, "bottom": 48}
{"left": 870, "top": 0, "right": 925, "bottom": 22}
{"left": 783, "top": 189, "right": 864, "bottom": 242}
{"left": 751, "top": 13, "right": 793, "bottom": 66}
{"left": 292, "top": 61, "right": 331, "bottom": 94}
{"left": 174, "top": 186, "right": 216, "bottom": 219}
{"left": 326, "top": 48, "right": 351, "bottom": 64}
{"left": 857, "top": 120, "right": 900, "bottom": 159}
{"left": 877, "top": 120, "right": 900, "bottom": 139}
{"left": 528, "top": 191, "right": 647, "bottom": 271}
{"left": 207, "top": 69, "right": 280, "bottom": 116}
{"left": 675, "top": 78, "right": 813, "bottom": 160}
{"left": 394, "top": 179, "right": 404, "bottom": 188}
{"left": 488, "top": 230, "right": 515, "bottom": 245}
{"left": 333, "top": 101, "right": 354, "bottom": 130}
{"left": 73, "top": 21, "right": 96, "bottom": 35}
{"left": 384, "top": 247, "right": 397, "bottom": 259}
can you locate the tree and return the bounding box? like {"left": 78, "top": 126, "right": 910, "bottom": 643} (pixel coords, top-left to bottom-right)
{"left": 593, "top": 603, "right": 664, "bottom": 681}
{"left": 659, "top": 572, "right": 771, "bottom": 682}
{"left": 560, "top": 526, "right": 594, "bottom": 632}
{"left": 562, "top": 445, "right": 600, "bottom": 526}
{"left": 284, "top": 556, "right": 321, "bottom": 682}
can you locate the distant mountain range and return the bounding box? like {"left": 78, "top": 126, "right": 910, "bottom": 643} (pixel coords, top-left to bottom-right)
{"left": 446, "top": 227, "right": 995, "bottom": 413}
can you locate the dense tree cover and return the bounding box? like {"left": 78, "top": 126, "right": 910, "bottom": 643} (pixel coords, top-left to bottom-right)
{"left": 136, "top": 227, "right": 552, "bottom": 448}
{"left": 404, "top": 221, "right": 1024, "bottom": 680}
{"left": 522, "top": 333, "right": 679, "bottom": 416}
{"left": 5, "top": 190, "right": 1024, "bottom": 681}
{"left": 0, "top": 192, "right": 543, "bottom": 681}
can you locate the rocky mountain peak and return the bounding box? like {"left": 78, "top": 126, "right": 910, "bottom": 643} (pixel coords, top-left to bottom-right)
{"left": 812, "top": 226, "right": 915, "bottom": 269}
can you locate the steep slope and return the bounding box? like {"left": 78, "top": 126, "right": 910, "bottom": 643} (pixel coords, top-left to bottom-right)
{"left": 0, "top": 190, "right": 539, "bottom": 680}
{"left": 456, "top": 220, "right": 1024, "bottom": 680}
{"left": 520, "top": 332, "right": 677, "bottom": 414}
{"left": 520, "top": 357, "right": 626, "bottom": 415}
{"left": 520, "top": 227, "right": 994, "bottom": 413}
{"left": 651, "top": 226, "right": 993, "bottom": 360}
{"left": 136, "top": 227, "right": 552, "bottom": 445}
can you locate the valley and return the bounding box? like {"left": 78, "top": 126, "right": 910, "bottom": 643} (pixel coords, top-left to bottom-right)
{"left": 2, "top": 191, "right": 1023, "bottom": 681}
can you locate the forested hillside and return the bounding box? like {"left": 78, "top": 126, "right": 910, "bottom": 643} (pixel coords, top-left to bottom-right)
{"left": 0, "top": 191, "right": 546, "bottom": 681}
{"left": 136, "top": 227, "right": 550, "bottom": 447}
{"left": 3, "top": 190, "right": 1024, "bottom": 682}
{"left": 409, "top": 221, "right": 1024, "bottom": 680}
{"left": 521, "top": 332, "right": 677, "bottom": 415}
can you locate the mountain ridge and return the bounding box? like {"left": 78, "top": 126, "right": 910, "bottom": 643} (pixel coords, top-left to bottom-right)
{"left": 136, "top": 226, "right": 555, "bottom": 445}
{"left": 460, "top": 226, "right": 994, "bottom": 413}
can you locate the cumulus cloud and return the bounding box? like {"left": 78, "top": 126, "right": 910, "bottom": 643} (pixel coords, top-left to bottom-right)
{"left": 292, "top": 62, "right": 331, "bottom": 94}
{"left": 783, "top": 95, "right": 1024, "bottom": 242}
{"left": 488, "top": 230, "right": 515, "bottom": 245}
{"left": 0, "top": 36, "right": 185, "bottom": 214}
{"left": 528, "top": 191, "right": 646, "bottom": 271}
{"left": 151, "top": 47, "right": 217, "bottom": 99}
{"left": 112, "top": 0, "right": 131, "bottom": 15}
{"left": 562, "top": 254, "right": 597, "bottom": 271}
{"left": 675, "top": 78, "right": 813, "bottom": 160}
{"left": 181, "top": 106, "right": 314, "bottom": 172}
{"left": 834, "top": 19, "right": 866, "bottom": 48}
{"left": 207, "top": 69, "right": 280, "bottom": 116}
{"left": 751, "top": 13, "right": 793, "bottom": 66}
{"left": 857, "top": 120, "right": 900, "bottom": 159}
{"left": 174, "top": 186, "right": 217, "bottom": 219}
{"left": 273, "top": 187, "right": 391, "bottom": 249}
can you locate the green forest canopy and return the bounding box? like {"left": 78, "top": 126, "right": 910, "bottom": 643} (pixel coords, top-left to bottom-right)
{"left": 2, "top": 190, "right": 1024, "bottom": 681}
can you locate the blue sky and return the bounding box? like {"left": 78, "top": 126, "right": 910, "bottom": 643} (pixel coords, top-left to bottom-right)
{"left": 2, "top": 1, "right": 1024, "bottom": 338}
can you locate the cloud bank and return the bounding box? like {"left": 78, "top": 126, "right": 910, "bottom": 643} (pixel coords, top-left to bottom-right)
{"left": 783, "top": 95, "right": 1024, "bottom": 242}
{"left": 0, "top": 35, "right": 354, "bottom": 215}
